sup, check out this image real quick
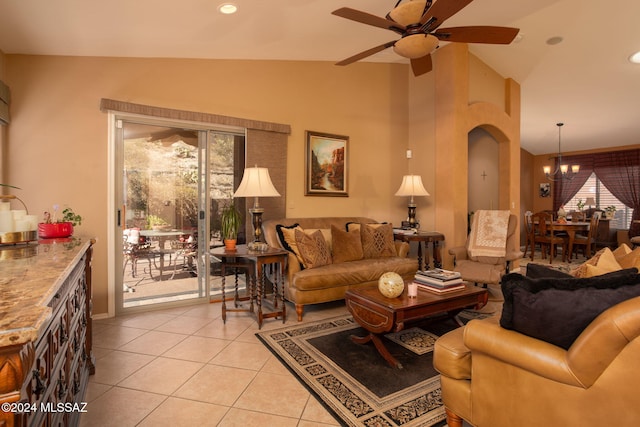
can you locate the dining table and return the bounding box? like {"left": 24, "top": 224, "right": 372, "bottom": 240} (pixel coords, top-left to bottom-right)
{"left": 550, "top": 221, "right": 590, "bottom": 261}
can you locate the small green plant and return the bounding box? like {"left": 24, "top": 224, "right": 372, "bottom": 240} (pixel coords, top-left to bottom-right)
{"left": 43, "top": 205, "right": 82, "bottom": 226}
{"left": 576, "top": 198, "right": 585, "bottom": 211}
{"left": 146, "top": 214, "right": 169, "bottom": 228}
{"left": 605, "top": 205, "right": 617, "bottom": 217}
{"left": 220, "top": 201, "right": 242, "bottom": 240}
{"left": 62, "top": 207, "right": 82, "bottom": 226}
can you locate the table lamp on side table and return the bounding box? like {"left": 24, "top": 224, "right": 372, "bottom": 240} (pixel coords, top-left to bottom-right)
{"left": 395, "top": 175, "right": 430, "bottom": 229}
{"left": 234, "top": 165, "right": 281, "bottom": 250}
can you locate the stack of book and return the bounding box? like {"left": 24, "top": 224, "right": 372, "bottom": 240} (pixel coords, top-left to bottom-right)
{"left": 413, "top": 269, "right": 465, "bottom": 294}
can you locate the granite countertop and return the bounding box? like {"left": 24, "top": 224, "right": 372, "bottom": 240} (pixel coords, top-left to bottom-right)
{"left": 0, "top": 237, "right": 93, "bottom": 347}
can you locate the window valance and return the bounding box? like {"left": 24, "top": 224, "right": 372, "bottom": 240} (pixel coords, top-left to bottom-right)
{"left": 99, "top": 99, "right": 291, "bottom": 135}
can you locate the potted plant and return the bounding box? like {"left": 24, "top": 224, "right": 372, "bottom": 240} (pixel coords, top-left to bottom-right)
{"left": 146, "top": 214, "right": 170, "bottom": 230}
{"left": 605, "top": 205, "right": 617, "bottom": 219}
{"left": 38, "top": 205, "right": 82, "bottom": 238}
{"left": 220, "top": 200, "right": 242, "bottom": 251}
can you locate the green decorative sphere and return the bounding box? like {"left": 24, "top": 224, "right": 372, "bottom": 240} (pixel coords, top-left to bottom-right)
{"left": 378, "top": 272, "right": 405, "bottom": 298}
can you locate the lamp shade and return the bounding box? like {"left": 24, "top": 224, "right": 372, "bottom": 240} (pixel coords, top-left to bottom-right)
{"left": 395, "top": 175, "right": 430, "bottom": 197}
{"left": 585, "top": 197, "right": 596, "bottom": 205}
{"left": 233, "top": 166, "right": 280, "bottom": 198}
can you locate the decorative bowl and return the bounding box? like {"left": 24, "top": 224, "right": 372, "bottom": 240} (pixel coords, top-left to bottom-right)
{"left": 378, "top": 272, "right": 405, "bottom": 298}
{"left": 38, "top": 222, "right": 74, "bottom": 239}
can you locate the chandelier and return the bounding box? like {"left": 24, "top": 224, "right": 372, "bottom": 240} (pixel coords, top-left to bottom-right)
{"left": 543, "top": 123, "right": 579, "bottom": 181}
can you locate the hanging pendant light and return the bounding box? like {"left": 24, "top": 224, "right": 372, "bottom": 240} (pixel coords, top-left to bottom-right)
{"left": 543, "top": 123, "right": 580, "bottom": 181}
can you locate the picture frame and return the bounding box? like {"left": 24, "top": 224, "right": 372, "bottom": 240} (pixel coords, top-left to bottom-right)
{"left": 539, "top": 183, "right": 551, "bottom": 198}
{"left": 305, "top": 130, "right": 349, "bottom": 197}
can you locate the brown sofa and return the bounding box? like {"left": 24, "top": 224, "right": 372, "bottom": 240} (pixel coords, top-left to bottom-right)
{"left": 434, "top": 289, "right": 640, "bottom": 427}
{"left": 262, "top": 217, "right": 418, "bottom": 321}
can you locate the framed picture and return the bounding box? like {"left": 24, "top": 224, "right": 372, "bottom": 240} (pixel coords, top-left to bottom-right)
{"left": 539, "top": 183, "right": 551, "bottom": 198}
{"left": 305, "top": 130, "right": 349, "bottom": 197}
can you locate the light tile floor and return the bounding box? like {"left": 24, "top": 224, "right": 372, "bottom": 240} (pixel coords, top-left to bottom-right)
{"left": 81, "top": 300, "right": 347, "bottom": 427}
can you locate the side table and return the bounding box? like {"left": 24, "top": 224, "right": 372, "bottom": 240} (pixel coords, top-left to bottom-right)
{"left": 211, "top": 245, "right": 289, "bottom": 328}
{"left": 394, "top": 231, "right": 444, "bottom": 271}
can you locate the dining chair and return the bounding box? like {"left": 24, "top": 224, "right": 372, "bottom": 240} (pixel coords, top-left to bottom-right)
{"left": 572, "top": 211, "right": 601, "bottom": 259}
{"left": 570, "top": 210, "right": 586, "bottom": 222}
{"left": 531, "top": 211, "right": 568, "bottom": 264}
{"left": 522, "top": 211, "right": 535, "bottom": 258}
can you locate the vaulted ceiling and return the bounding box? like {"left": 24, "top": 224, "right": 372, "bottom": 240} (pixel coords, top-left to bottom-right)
{"left": 0, "top": 0, "right": 638, "bottom": 155}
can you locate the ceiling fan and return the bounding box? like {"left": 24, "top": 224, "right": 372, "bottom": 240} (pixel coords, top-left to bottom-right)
{"left": 332, "top": 0, "right": 519, "bottom": 76}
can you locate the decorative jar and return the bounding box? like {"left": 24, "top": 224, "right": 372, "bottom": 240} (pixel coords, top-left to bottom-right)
{"left": 378, "top": 272, "right": 405, "bottom": 298}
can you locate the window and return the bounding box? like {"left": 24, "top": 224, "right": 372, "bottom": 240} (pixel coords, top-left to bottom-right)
{"left": 564, "top": 172, "right": 634, "bottom": 229}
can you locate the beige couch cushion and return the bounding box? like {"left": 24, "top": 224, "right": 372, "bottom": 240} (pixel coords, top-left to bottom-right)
{"left": 295, "top": 229, "right": 332, "bottom": 269}
{"left": 331, "top": 225, "right": 363, "bottom": 263}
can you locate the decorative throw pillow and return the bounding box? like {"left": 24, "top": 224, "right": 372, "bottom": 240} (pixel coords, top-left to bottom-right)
{"left": 360, "top": 223, "right": 397, "bottom": 258}
{"left": 612, "top": 243, "right": 632, "bottom": 258}
{"left": 294, "top": 229, "right": 332, "bottom": 269}
{"left": 305, "top": 228, "right": 332, "bottom": 251}
{"left": 617, "top": 247, "right": 640, "bottom": 269}
{"left": 583, "top": 248, "right": 622, "bottom": 277}
{"left": 276, "top": 223, "right": 304, "bottom": 263}
{"left": 510, "top": 283, "right": 640, "bottom": 349}
{"left": 500, "top": 268, "right": 640, "bottom": 329}
{"left": 525, "top": 263, "right": 574, "bottom": 279}
{"left": 331, "top": 225, "right": 363, "bottom": 263}
{"left": 569, "top": 247, "right": 606, "bottom": 277}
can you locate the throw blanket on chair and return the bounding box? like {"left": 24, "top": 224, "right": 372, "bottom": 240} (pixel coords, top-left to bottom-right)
{"left": 468, "top": 210, "right": 510, "bottom": 258}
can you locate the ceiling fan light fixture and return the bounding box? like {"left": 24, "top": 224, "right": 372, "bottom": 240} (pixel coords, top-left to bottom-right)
{"left": 388, "top": 0, "right": 427, "bottom": 26}
{"left": 394, "top": 34, "right": 438, "bottom": 59}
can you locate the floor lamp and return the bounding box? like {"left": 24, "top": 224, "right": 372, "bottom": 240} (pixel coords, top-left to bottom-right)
{"left": 233, "top": 166, "right": 280, "bottom": 249}
{"left": 395, "top": 175, "right": 430, "bottom": 229}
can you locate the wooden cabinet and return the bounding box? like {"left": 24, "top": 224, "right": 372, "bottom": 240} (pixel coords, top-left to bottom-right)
{"left": 0, "top": 239, "right": 95, "bottom": 427}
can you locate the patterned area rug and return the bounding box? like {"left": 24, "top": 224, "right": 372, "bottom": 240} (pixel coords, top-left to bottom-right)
{"left": 256, "top": 315, "right": 465, "bottom": 427}
{"left": 385, "top": 328, "right": 439, "bottom": 355}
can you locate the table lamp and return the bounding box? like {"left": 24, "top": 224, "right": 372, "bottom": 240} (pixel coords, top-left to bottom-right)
{"left": 395, "top": 175, "right": 430, "bottom": 228}
{"left": 233, "top": 165, "right": 280, "bottom": 247}
{"left": 585, "top": 196, "right": 595, "bottom": 210}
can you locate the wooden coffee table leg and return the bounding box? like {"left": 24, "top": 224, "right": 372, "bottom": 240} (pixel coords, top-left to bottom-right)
{"left": 350, "top": 332, "right": 403, "bottom": 369}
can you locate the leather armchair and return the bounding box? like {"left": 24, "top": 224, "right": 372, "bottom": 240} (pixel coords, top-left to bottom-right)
{"left": 434, "top": 296, "right": 640, "bottom": 427}
{"left": 448, "top": 213, "right": 523, "bottom": 287}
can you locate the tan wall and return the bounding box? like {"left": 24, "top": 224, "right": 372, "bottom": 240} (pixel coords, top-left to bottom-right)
{"left": 4, "top": 56, "right": 411, "bottom": 315}
{"left": 433, "top": 44, "right": 521, "bottom": 266}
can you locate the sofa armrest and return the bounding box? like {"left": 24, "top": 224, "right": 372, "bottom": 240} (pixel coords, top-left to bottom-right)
{"left": 567, "top": 296, "right": 640, "bottom": 387}
{"left": 395, "top": 241, "right": 410, "bottom": 258}
{"left": 506, "top": 250, "right": 524, "bottom": 262}
{"left": 463, "top": 319, "right": 585, "bottom": 387}
{"left": 448, "top": 246, "right": 468, "bottom": 264}
{"left": 285, "top": 252, "right": 301, "bottom": 283}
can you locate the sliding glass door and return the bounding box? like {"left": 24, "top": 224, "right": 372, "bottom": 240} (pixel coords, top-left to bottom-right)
{"left": 114, "top": 118, "right": 245, "bottom": 313}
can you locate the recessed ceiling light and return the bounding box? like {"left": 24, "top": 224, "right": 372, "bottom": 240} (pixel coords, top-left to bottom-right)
{"left": 629, "top": 51, "right": 640, "bottom": 64}
{"left": 546, "top": 36, "right": 564, "bottom": 46}
{"left": 218, "top": 3, "right": 238, "bottom": 14}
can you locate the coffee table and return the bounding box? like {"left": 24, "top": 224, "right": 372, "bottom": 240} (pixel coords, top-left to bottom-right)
{"left": 345, "top": 283, "right": 488, "bottom": 368}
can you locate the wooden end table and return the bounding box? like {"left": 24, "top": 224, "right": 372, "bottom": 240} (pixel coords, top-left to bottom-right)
{"left": 345, "top": 283, "right": 488, "bottom": 369}
{"left": 394, "top": 231, "right": 445, "bottom": 270}
{"left": 211, "top": 245, "right": 289, "bottom": 328}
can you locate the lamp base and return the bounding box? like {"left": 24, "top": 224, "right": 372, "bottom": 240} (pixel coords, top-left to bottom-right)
{"left": 249, "top": 207, "right": 264, "bottom": 243}
{"left": 401, "top": 221, "right": 419, "bottom": 230}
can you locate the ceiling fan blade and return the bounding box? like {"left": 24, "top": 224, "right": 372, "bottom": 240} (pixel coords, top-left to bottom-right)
{"left": 419, "top": 0, "right": 474, "bottom": 29}
{"left": 411, "top": 55, "right": 433, "bottom": 76}
{"left": 332, "top": 7, "right": 405, "bottom": 34}
{"left": 336, "top": 41, "right": 397, "bottom": 66}
{"left": 434, "top": 26, "right": 520, "bottom": 44}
